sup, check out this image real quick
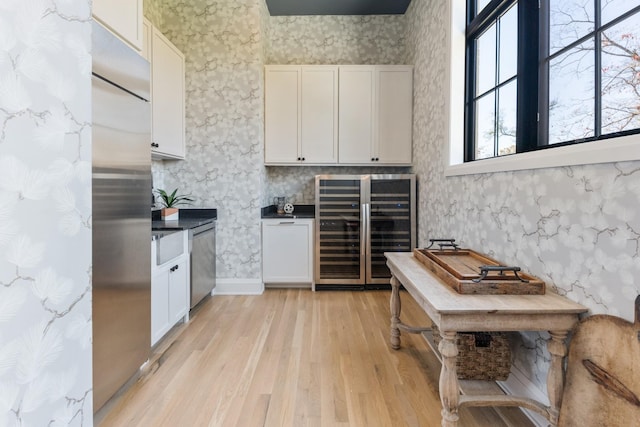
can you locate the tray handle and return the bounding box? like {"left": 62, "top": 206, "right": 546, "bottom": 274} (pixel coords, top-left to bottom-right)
{"left": 426, "top": 238, "right": 458, "bottom": 250}
{"left": 472, "top": 265, "right": 530, "bottom": 283}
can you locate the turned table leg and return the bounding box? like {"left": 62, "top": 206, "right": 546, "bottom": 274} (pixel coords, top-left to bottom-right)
{"left": 439, "top": 330, "right": 460, "bottom": 427}
{"left": 390, "top": 275, "right": 402, "bottom": 350}
{"left": 547, "top": 330, "right": 569, "bottom": 426}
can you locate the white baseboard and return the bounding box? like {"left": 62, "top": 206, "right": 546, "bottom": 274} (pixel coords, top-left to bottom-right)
{"left": 213, "top": 278, "right": 264, "bottom": 295}
{"left": 497, "top": 365, "right": 549, "bottom": 427}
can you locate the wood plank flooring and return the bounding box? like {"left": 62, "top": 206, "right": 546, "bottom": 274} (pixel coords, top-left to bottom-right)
{"left": 97, "top": 289, "right": 534, "bottom": 427}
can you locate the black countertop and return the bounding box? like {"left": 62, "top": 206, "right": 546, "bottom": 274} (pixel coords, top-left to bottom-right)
{"left": 152, "top": 208, "right": 217, "bottom": 230}
{"left": 261, "top": 204, "right": 315, "bottom": 219}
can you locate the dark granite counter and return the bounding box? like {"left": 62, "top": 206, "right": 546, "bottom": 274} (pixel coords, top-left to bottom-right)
{"left": 261, "top": 204, "right": 315, "bottom": 219}
{"left": 152, "top": 208, "right": 217, "bottom": 230}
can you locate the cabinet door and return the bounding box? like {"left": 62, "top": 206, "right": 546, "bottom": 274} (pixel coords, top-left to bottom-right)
{"left": 375, "top": 66, "right": 413, "bottom": 165}
{"left": 265, "top": 66, "right": 300, "bottom": 163}
{"left": 338, "top": 66, "right": 375, "bottom": 164}
{"left": 168, "top": 258, "right": 189, "bottom": 325}
{"left": 141, "top": 18, "right": 152, "bottom": 62}
{"left": 262, "top": 220, "right": 313, "bottom": 283}
{"left": 151, "top": 269, "right": 170, "bottom": 346}
{"left": 151, "top": 27, "right": 185, "bottom": 159}
{"left": 300, "top": 66, "right": 338, "bottom": 163}
{"left": 93, "top": 0, "right": 143, "bottom": 51}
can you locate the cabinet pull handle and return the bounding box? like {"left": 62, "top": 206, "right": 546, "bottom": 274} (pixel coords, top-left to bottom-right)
{"left": 151, "top": 142, "right": 159, "bottom": 148}
{"left": 170, "top": 265, "right": 179, "bottom": 272}
{"left": 279, "top": 221, "right": 295, "bottom": 224}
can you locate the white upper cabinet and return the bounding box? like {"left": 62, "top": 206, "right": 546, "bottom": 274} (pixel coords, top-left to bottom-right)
{"left": 265, "top": 66, "right": 299, "bottom": 163}
{"left": 151, "top": 26, "right": 186, "bottom": 160}
{"left": 339, "top": 65, "right": 413, "bottom": 165}
{"left": 337, "top": 66, "right": 375, "bottom": 164}
{"left": 374, "top": 66, "right": 413, "bottom": 165}
{"left": 93, "top": 0, "right": 143, "bottom": 51}
{"left": 141, "top": 18, "right": 152, "bottom": 62}
{"left": 265, "top": 65, "right": 338, "bottom": 165}
{"left": 264, "top": 64, "right": 412, "bottom": 166}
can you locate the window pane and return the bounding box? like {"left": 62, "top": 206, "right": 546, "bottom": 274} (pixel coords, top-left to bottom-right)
{"left": 476, "top": 24, "right": 497, "bottom": 95}
{"left": 602, "top": 0, "right": 640, "bottom": 25}
{"left": 475, "top": 92, "right": 496, "bottom": 159}
{"left": 548, "top": 39, "right": 595, "bottom": 144}
{"left": 550, "top": 0, "right": 595, "bottom": 55}
{"left": 477, "top": 0, "right": 491, "bottom": 15}
{"left": 499, "top": 4, "right": 518, "bottom": 83}
{"left": 601, "top": 10, "right": 640, "bottom": 134}
{"left": 497, "top": 80, "right": 517, "bottom": 155}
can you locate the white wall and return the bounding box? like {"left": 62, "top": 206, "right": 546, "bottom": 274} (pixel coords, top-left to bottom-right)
{"left": 0, "top": 0, "right": 93, "bottom": 424}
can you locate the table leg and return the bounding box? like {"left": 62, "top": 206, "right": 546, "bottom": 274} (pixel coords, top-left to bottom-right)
{"left": 547, "top": 330, "right": 569, "bottom": 426}
{"left": 439, "top": 330, "right": 460, "bottom": 427}
{"left": 390, "top": 275, "right": 401, "bottom": 350}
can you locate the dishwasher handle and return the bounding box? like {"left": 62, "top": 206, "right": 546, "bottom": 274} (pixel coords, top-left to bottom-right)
{"left": 189, "top": 221, "right": 216, "bottom": 253}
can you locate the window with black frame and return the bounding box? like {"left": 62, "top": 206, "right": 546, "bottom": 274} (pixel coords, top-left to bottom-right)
{"left": 464, "top": 0, "right": 640, "bottom": 162}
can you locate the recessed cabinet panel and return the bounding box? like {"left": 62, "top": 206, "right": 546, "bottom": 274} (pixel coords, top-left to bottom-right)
{"left": 168, "top": 258, "right": 188, "bottom": 325}
{"left": 151, "top": 269, "right": 170, "bottom": 345}
{"left": 93, "top": 0, "right": 143, "bottom": 51}
{"left": 376, "top": 67, "right": 413, "bottom": 164}
{"left": 265, "top": 67, "right": 300, "bottom": 163}
{"left": 262, "top": 219, "right": 314, "bottom": 286}
{"left": 338, "top": 67, "right": 375, "bottom": 164}
{"left": 141, "top": 18, "right": 151, "bottom": 62}
{"left": 151, "top": 27, "right": 185, "bottom": 159}
{"left": 301, "top": 67, "right": 338, "bottom": 163}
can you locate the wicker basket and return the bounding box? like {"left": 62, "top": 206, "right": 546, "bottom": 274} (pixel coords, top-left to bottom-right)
{"left": 432, "top": 325, "right": 511, "bottom": 381}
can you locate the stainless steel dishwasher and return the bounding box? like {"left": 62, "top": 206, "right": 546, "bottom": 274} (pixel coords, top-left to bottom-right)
{"left": 189, "top": 221, "right": 216, "bottom": 308}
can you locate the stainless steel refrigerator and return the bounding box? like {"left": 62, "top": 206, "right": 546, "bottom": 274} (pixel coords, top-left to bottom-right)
{"left": 315, "top": 174, "right": 416, "bottom": 289}
{"left": 92, "top": 21, "right": 152, "bottom": 413}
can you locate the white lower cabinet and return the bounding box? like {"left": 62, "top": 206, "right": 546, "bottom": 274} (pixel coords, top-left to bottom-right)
{"left": 151, "top": 232, "right": 189, "bottom": 346}
{"left": 262, "top": 219, "right": 314, "bottom": 288}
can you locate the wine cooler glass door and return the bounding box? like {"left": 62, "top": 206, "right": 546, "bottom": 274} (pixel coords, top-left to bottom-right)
{"left": 367, "top": 176, "right": 416, "bottom": 284}
{"left": 315, "top": 176, "right": 366, "bottom": 285}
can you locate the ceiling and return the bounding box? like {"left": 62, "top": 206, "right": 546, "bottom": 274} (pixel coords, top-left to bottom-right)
{"left": 265, "top": 0, "right": 412, "bottom": 16}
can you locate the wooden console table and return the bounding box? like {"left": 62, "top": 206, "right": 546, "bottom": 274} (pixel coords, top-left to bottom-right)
{"left": 385, "top": 252, "right": 588, "bottom": 427}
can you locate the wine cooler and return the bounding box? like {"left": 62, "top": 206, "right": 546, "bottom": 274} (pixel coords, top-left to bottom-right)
{"left": 315, "top": 174, "right": 416, "bottom": 289}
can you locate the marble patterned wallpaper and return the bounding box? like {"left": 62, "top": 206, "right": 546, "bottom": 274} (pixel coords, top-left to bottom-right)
{"left": 266, "top": 15, "right": 406, "bottom": 65}
{"left": 406, "top": 0, "right": 640, "bottom": 392}
{"left": 0, "top": 0, "right": 93, "bottom": 425}
{"left": 143, "top": 0, "right": 164, "bottom": 29}
{"left": 156, "top": 0, "right": 266, "bottom": 281}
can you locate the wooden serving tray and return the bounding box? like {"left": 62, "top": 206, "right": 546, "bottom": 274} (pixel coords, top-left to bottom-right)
{"left": 413, "top": 248, "right": 545, "bottom": 295}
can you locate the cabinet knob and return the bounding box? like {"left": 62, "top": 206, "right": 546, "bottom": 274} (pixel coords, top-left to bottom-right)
{"left": 151, "top": 142, "right": 159, "bottom": 148}
{"left": 297, "top": 157, "right": 301, "bottom": 161}
{"left": 371, "top": 157, "right": 375, "bottom": 161}
{"left": 301, "top": 157, "right": 305, "bottom": 161}
{"left": 170, "top": 265, "right": 179, "bottom": 272}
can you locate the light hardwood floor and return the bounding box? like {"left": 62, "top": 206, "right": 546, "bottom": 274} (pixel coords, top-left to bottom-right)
{"left": 98, "top": 289, "right": 534, "bottom": 427}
